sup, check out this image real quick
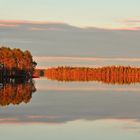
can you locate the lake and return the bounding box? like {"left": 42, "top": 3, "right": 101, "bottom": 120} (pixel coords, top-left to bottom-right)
{"left": 1, "top": 58, "right": 140, "bottom": 140}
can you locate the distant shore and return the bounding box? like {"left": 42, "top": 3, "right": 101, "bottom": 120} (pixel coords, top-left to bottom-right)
{"left": 34, "top": 66, "right": 140, "bottom": 84}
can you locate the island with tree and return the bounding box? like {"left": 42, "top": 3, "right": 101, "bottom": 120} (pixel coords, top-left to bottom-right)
{"left": 0, "top": 47, "right": 37, "bottom": 79}
{"left": 1, "top": 46, "right": 140, "bottom": 85}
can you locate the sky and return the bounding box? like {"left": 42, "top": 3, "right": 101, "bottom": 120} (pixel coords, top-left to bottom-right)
{"left": 1, "top": 2, "right": 140, "bottom": 139}
{"left": 0, "top": 0, "right": 140, "bottom": 58}
{"left": 0, "top": 0, "right": 140, "bottom": 29}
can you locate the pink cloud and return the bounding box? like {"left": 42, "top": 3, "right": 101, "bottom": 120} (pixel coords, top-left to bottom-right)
{"left": 28, "top": 115, "right": 61, "bottom": 119}
{"left": 86, "top": 26, "right": 139, "bottom": 31}
{"left": 0, "top": 23, "right": 18, "bottom": 27}
{"left": 0, "top": 19, "right": 139, "bottom": 31}
{"left": 124, "top": 19, "right": 140, "bottom": 24}
{"left": 33, "top": 56, "right": 140, "bottom": 62}
{"left": 29, "top": 27, "right": 61, "bottom": 31}
{"left": 109, "top": 27, "right": 138, "bottom": 31}
{"left": 0, "top": 118, "right": 17, "bottom": 121}
{"left": 0, "top": 20, "right": 64, "bottom": 25}
{"left": 0, "top": 118, "right": 19, "bottom": 124}
{"left": 122, "top": 18, "right": 140, "bottom": 30}
{"left": 0, "top": 20, "right": 67, "bottom": 31}
{"left": 29, "top": 27, "right": 46, "bottom": 31}
{"left": 0, "top": 118, "right": 138, "bottom": 125}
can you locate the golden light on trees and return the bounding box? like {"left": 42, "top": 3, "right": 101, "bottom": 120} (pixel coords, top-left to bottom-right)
{"left": 0, "top": 46, "right": 37, "bottom": 77}
{"left": 43, "top": 66, "right": 140, "bottom": 84}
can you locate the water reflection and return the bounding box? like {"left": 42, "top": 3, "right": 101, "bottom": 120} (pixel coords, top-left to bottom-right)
{"left": 0, "top": 78, "right": 36, "bottom": 106}
{"left": 1, "top": 78, "right": 140, "bottom": 124}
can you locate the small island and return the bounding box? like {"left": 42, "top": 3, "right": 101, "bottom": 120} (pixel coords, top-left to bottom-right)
{"left": 1, "top": 46, "right": 140, "bottom": 85}
{"left": 0, "top": 47, "right": 37, "bottom": 79}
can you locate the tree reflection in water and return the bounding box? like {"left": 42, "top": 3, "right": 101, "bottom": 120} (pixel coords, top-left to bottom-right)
{"left": 0, "top": 78, "right": 36, "bottom": 106}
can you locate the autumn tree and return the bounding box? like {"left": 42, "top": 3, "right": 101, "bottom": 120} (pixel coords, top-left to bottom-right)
{"left": 0, "top": 46, "right": 37, "bottom": 77}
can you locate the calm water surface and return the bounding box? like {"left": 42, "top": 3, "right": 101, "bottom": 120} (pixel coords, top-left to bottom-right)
{"left": 1, "top": 59, "right": 140, "bottom": 140}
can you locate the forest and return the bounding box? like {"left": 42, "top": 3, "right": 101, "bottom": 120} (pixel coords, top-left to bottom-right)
{"left": 43, "top": 66, "right": 140, "bottom": 84}
{"left": 0, "top": 47, "right": 37, "bottom": 78}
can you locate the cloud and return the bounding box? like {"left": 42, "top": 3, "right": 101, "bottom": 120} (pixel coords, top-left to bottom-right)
{"left": 1, "top": 20, "right": 140, "bottom": 58}
{"left": 0, "top": 23, "right": 18, "bottom": 28}
{"left": 28, "top": 115, "right": 61, "bottom": 119}
{"left": 123, "top": 18, "right": 140, "bottom": 29}
{"left": 33, "top": 56, "right": 140, "bottom": 69}
{"left": 0, "top": 118, "right": 17, "bottom": 121}
{"left": 34, "top": 56, "right": 140, "bottom": 62}
{"left": 125, "top": 19, "right": 140, "bottom": 24}
{"left": 0, "top": 20, "right": 62, "bottom": 31}
{"left": 29, "top": 27, "right": 61, "bottom": 31}
{"left": 0, "top": 20, "right": 81, "bottom": 31}
{"left": 0, "top": 19, "right": 139, "bottom": 31}
{"left": 0, "top": 20, "right": 63, "bottom": 25}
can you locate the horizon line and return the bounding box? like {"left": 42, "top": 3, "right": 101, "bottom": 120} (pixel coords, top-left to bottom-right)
{"left": 0, "top": 19, "right": 139, "bottom": 31}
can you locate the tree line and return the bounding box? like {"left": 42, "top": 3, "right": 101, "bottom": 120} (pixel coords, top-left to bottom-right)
{"left": 43, "top": 66, "right": 140, "bottom": 84}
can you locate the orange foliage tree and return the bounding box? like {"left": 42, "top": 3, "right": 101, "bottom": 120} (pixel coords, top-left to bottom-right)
{"left": 0, "top": 46, "right": 37, "bottom": 76}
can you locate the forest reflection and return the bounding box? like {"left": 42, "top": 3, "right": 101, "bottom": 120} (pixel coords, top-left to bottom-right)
{"left": 43, "top": 66, "right": 140, "bottom": 85}
{"left": 0, "top": 78, "right": 36, "bottom": 106}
